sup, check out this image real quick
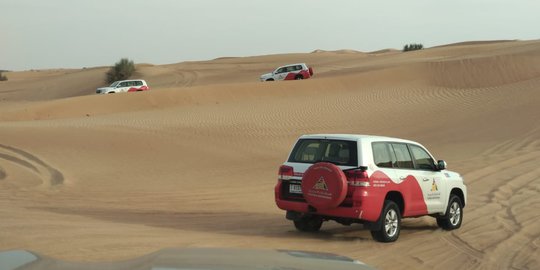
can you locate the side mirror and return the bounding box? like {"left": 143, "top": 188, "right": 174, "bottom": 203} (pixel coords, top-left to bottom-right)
{"left": 437, "top": 160, "right": 447, "bottom": 170}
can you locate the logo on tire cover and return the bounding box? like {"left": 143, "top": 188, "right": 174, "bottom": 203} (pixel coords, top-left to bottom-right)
{"left": 313, "top": 177, "right": 328, "bottom": 191}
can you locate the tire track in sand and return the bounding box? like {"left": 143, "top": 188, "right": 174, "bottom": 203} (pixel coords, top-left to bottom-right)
{"left": 0, "top": 144, "right": 64, "bottom": 186}
{"left": 456, "top": 147, "right": 540, "bottom": 269}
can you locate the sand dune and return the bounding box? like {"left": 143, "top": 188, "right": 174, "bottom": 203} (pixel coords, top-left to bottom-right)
{"left": 1, "top": 40, "right": 539, "bottom": 270}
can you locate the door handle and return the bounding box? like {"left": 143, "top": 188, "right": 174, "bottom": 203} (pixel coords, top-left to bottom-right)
{"left": 423, "top": 178, "right": 430, "bottom": 182}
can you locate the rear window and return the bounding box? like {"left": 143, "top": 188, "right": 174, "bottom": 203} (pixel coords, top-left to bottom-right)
{"left": 288, "top": 139, "right": 357, "bottom": 166}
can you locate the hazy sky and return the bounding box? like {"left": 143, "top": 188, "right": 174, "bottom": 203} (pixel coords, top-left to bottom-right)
{"left": 1, "top": 0, "right": 539, "bottom": 70}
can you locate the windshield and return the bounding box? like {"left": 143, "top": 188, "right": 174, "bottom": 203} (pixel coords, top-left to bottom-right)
{"left": 288, "top": 139, "right": 358, "bottom": 166}
{"left": 109, "top": 81, "right": 120, "bottom": 87}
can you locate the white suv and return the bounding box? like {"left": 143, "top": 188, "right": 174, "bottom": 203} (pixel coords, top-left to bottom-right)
{"left": 96, "top": 79, "right": 149, "bottom": 94}
{"left": 260, "top": 63, "right": 313, "bottom": 81}
{"left": 275, "top": 134, "right": 467, "bottom": 242}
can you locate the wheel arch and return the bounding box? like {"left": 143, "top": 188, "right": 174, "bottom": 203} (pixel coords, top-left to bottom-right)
{"left": 450, "top": 188, "right": 465, "bottom": 207}
{"left": 385, "top": 191, "right": 404, "bottom": 216}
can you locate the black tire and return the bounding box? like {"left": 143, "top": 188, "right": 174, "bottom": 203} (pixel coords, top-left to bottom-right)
{"left": 108, "top": 92, "right": 115, "bottom": 94}
{"left": 266, "top": 78, "right": 274, "bottom": 81}
{"left": 370, "top": 200, "right": 401, "bottom": 242}
{"left": 436, "top": 195, "right": 463, "bottom": 230}
{"left": 295, "top": 75, "right": 303, "bottom": 80}
{"left": 293, "top": 216, "right": 323, "bottom": 232}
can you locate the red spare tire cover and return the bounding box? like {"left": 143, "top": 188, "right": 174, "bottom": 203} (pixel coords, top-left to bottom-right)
{"left": 301, "top": 162, "right": 347, "bottom": 210}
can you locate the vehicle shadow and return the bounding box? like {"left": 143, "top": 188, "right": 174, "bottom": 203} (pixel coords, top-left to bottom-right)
{"left": 33, "top": 206, "right": 439, "bottom": 241}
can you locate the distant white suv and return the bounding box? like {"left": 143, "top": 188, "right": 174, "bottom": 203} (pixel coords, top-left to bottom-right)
{"left": 275, "top": 134, "right": 467, "bottom": 242}
{"left": 260, "top": 63, "right": 313, "bottom": 81}
{"left": 96, "top": 79, "right": 149, "bottom": 94}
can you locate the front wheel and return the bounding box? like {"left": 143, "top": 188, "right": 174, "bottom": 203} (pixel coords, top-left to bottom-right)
{"left": 370, "top": 200, "right": 401, "bottom": 242}
{"left": 293, "top": 216, "right": 323, "bottom": 232}
{"left": 436, "top": 195, "right": 463, "bottom": 230}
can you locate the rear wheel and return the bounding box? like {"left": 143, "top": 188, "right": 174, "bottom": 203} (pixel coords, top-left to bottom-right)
{"left": 293, "top": 216, "right": 323, "bottom": 232}
{"left": 295, "top": 75, "right": 303, "bottom": 80}
{"left": 370, "top": 200, "right": 401, "bottom": 242}
{"left": 436, "top": 195, "right": 463, "bottom": 230}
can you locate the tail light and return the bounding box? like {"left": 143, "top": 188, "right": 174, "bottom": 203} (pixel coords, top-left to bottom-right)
{"left": 278, "top": 165, "right": 294, "bottom": 180}
{"left": 346, "top": 170, "right": 370, "bottom": 187}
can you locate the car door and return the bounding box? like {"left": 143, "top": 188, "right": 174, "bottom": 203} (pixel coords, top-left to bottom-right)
{"left": 117, "top": 81, "right": 129, "bottom": 92}
{"left": 371, "top": 142, "right": 400, "bottom": 187}
{"left": 284, "top": 139, "right": 358, "bottom": 198}
{"left": 274, "top": 67, "right": 288, "bottom": 80}
{"left": 408, "top": 144, "right": 446, "bottom": 213}
{"left": 389, "top": 143, "right": 428, "bottom": 217}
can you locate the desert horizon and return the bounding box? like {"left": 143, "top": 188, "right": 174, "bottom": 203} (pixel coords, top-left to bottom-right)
{"left": 1, "top": 39, "right": 539, "bottom": 269}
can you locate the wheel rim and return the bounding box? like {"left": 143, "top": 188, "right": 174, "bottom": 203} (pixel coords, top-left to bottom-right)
{"left": 449, "top": 202, "right": 461, "bottom": 226}
{"left": 384, "top": 209, "right": 398, "bottom": 237}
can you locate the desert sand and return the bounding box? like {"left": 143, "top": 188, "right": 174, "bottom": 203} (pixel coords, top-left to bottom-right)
{"left": 1, "top": 40, "right": 539, "bottom": 269}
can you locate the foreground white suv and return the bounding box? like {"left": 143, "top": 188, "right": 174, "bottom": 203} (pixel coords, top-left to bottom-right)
{"left": 275, "top": 134, "right": 467, "bottom": 242}
{"left": 96, "top": 79, "right": 149, "bottom": 94}
{"left": 260, "top": 63, "right": 313, "bottom": 81}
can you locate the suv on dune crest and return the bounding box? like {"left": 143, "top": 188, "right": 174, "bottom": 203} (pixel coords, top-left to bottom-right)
{"left": 96, "top": 79, "right": 149, "bottom": 94}
{"left": 275, "top": 134, "right": 467, "bottom": 242}
{"left": 260, "top": 63, "right": 313, "bottom": 81}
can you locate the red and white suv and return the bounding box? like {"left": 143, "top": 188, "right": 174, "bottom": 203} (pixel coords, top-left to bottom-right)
{"left": 275, "top": 134, "right": 467, "bottom": 242}
{"left": 96, "top": 79, "right": 149, "bottom": 94}
{"left": 260, "top": 63, "right": 313, "bottom": 81}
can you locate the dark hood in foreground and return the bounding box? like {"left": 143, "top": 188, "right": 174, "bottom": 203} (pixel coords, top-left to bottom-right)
{"left": 0, "top": 248, "right": 376, "bottom": 270}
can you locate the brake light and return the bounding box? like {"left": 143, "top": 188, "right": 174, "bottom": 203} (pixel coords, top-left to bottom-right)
{"left": 278, "top": 165, "right": 294, "bottom": 180}
{"left": 346, "top": 170, "right": 370, "bottom": 187}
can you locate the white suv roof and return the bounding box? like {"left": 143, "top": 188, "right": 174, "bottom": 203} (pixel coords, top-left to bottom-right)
{"left": 279, "top": 63, "right": 307, "bottom": 68}
{"left": 299, "top": 134, "right": 415, "bottom": 144}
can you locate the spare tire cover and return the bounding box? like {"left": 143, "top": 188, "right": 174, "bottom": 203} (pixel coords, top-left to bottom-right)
{"left": 301, "top": 162, "right": 348, "bottom": 210}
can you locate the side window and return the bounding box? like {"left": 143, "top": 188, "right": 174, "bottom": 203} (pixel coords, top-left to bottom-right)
{"left": 410, "top": 144, "right": 436, "bottom": 170}
{"left": 372, "top": 142, "right": 393, "bottom": 168}
{"left": 275, "top": 67, "right": 286, "bottom": 74}
{"left": 286, "top": 66, "right": 295, "bottom": 72}
{"left": 295, "top": 65, "right": 302, "bottom": 71}
{"left": 136, "top": 81, "right": 143, "bottom": 86}
{"left": 120, "top": 82, "right": 128, "bottom": 87}
{"left": 391, "top": 143, "right": 414, "bottom": 169}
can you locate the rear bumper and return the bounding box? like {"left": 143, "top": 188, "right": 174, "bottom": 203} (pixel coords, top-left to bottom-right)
{"left": 275, "top": 199, "right": 367, "bottom": 220}
{"left": 275, "top": 181, "right": 384, "bottom": 222}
